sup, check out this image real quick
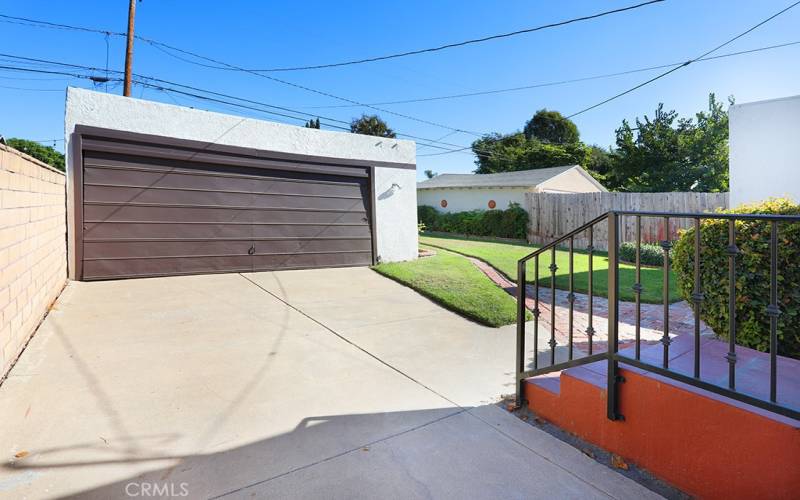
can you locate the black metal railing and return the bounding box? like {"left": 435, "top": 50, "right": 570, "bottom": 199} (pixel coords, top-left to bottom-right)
{"left": 515, "top": 210, "right": 800, "bottom": 422}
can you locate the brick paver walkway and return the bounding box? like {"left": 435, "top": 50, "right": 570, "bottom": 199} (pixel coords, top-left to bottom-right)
{"left": 469, "top": 257, "right": 714, "bottom": 354}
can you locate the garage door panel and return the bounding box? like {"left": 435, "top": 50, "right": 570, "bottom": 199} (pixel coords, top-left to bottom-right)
{"left": 253, "top": 238, "right": 372, "bottom": 254}
{"left": 250, "top": 209, "right": 368, "bottom": 224}
{"left": 84, "top": 185, "right": 367, "bottom": 212}
{"left": 83, "top": 205, "right": 369, "bottom": 225}
{"left": 84, "top": 240, "right": 253, "bottom": 259}
{"left": 80, "top": 140, "right": 375, "bottom": 280}
{"left": 83, "top": 255, "right": 253, "bottom": 280}
{"left": 84, "top": 222, "right": 254, "bottom": 240}
{"left": 251, "top": 224, "right": 371, "bottom": 239}
{"left": 248, "top": 194, "right": 367, "bottom": 211}
{"left": 83, "top": 151, "right": 370, "bottom": 181}
{"left": 252, "top": 251, "right": 372, "bottom": 271}
{"left": 84, "top": 185, "right": 254, "bottom": 207}
{"left": 83, "top": 166, "right": 258, "bottom": 193}
{"left": 251, "top": 178, "right": 366, "bottom": 198}
{"left": 85, "top": 167, "right": 367, "bottom": 199}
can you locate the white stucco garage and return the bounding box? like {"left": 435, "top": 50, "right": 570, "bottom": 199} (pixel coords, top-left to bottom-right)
{"left": 64, "top": 88, "right": 417, "bottom": 280}
{"left": 417, "top": 165, "right": 605, "bottom": 213}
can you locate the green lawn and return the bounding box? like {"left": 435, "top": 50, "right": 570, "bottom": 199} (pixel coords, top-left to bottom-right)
{"left": 373, "top": 246, "right": 529, "bottom": 327}
{"left": 420, "top": 234, "right": 680, "bottom": 304}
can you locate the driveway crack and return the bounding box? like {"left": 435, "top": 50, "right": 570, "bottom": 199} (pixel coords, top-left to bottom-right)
{"left": 238, "top": 273, "right": 461, "bottom": 408}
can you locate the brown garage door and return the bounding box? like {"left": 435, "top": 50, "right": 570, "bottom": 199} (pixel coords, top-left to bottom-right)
{"left": 77, "top": 136, "right": 374, "bottom": 280}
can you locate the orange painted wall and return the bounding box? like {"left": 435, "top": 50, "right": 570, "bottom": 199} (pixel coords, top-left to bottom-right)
{"left": 526, "top": 368, "right": 800, "bottom": 499}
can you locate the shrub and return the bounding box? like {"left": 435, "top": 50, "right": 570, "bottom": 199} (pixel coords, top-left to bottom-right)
{"left": 417, "top": 205, "right": 439, "bottom": 228}
{"left": 416, "top": 203, "right": 529, "bottom": 239}
{"left": 619, "top": 241, "right": 670, "bottom": 267}
{"left": 672, "top": 198, "right": 800, "bottom": 359}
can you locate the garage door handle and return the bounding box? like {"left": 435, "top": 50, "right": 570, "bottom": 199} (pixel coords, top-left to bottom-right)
{"left": 362, "top": 217, "right": 368, "bottom": 222}
{"left": 248, "top": 245, "right": 255, "bottom": 255}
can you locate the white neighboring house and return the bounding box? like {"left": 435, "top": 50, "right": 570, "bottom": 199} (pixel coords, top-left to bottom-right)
{"left": 417, "top": 165, "right": 606, "bottom": 213}
{"left": 729, "top": 94, "right": 800, "bottom": 206}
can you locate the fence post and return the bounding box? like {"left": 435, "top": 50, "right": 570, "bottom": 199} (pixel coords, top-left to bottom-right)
{"left": 516, "top": 259, "right": 527, "bottom": 407}
{"left": 607, "top": 212, "right": 623, "bottom": 421}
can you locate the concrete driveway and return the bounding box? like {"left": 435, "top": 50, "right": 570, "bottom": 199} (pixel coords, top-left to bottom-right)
{"left": 0, "top": 268, "right": 659, "bottom": 499}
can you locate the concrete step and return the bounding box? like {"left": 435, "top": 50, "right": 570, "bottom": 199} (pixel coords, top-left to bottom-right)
{"left": 523, "top": 334, "right": 800, "bottom": 499}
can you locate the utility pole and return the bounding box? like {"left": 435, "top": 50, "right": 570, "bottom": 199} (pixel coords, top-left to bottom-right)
{"left": 123, "top": 0, "right": 137, "bottom": 96}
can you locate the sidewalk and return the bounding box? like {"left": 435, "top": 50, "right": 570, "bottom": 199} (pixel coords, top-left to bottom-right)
{"left": 470, "top": 257, "right": 714, "bottom": 353}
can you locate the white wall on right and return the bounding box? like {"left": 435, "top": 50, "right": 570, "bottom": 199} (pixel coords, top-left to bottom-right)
{"left": 729, "top": 95, "right": 800, "bottom": 207}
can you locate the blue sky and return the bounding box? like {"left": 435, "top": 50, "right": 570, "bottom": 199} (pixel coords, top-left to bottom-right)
{"left": 1, "top": 0, "right": 798, "bottom": 180}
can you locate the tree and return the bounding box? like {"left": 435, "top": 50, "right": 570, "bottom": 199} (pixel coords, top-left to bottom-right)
{"left": 6, "top": 138, "right": 65, "bottom": 171}
{"left": 350, "top": 114, "right": 396, "bottom": 138}
{"left": 609, "top": 93, "right": 731, "bottom": 192}
{"left": 583, "top": 145, "right": 621, "bottom": 189}
{"left": 471, "top": 132, "right": 586, "bottom": 174}
{"left": 424, "top": 170, "right": 438, "bottom": 179}
{"left": 523, "top": 109, "right": 579, "bottom": 144}
{"left": 304, "top": 117, "right": 320, "bottom": 129}
{"left": 684, "top": 94, "right": 732, "bottom": 192}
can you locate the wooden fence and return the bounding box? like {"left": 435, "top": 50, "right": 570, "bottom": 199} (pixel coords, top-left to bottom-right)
{"left": 525, "top": 192, "right": 729, "bottom": 250}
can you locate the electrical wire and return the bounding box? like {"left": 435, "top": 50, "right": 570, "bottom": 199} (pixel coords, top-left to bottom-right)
{"left": 138, "top": 38, "right": 488, "bottom": 137}
{"left": 0, "top": 2, "right": 664, "bottom": 72}
{"left": 0, "top": 14, "right": 122, "bottom": 35}
{"left": 0, "top": 12, "right": 486, "bottom": 136}
{"left": 0, "top": 54, "right": 520, "bottom": 161}
{"left": 203, "top": 1, "right": 666, "bottom": 72}
{"left": 305, "top": 40, "right": 800, "bottom": 109}
{"left": 0, "top": 61, "right": 496, "bottom": 159}
{"left": 566, "top": 0, "right": 800, "bottom": 118}
{"left": 0, "top": 84, "right": 64, "bottom": 92}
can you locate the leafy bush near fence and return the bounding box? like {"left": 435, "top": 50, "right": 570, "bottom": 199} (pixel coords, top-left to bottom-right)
{"left": 619, "top": 242, "right": 670, "bottom": 267}
{"left": 417, "top": 203, "right": 529, "bottom": 239}
{"left": 672, "top": 198, "right": 800, "bottom": 359}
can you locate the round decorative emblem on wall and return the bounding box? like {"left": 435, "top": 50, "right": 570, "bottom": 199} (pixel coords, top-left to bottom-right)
{"left": 440, "top": 199, "right": 448, "bottom": 208}
{"left": 488, "top": 200, "right": 497, "bottom": 209}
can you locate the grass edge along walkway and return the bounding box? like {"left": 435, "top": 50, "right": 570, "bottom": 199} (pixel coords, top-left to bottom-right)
{"left": 420, "top": 234, "right": 681, "bottom": 304}
{"left": 372, "top": 246, "right": 530, "bottom": 327}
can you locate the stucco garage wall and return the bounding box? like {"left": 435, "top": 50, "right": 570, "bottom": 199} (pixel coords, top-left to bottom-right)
{"left": 64, "top": 87, "right": 417, "bottom": 273}
{"left": 374, "top": 167, "right": 418, "bottom": 262}
{"left": 0, "top": 144, "right": 66, "bottom": 377}
{"left": 417, "top": 187, "right": 528, "bottom": 213}
{"left": 729, "top": 95, "right": 800, "bottom": 207}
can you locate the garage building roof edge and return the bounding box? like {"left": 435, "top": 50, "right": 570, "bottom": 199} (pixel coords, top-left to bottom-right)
{"left": 64, "top": 87, "right": 416, "bottom": 168}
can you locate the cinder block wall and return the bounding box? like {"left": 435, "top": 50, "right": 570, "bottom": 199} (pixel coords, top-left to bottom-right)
{"left": 0, "top": 144, "right": 66, "bottom": 378}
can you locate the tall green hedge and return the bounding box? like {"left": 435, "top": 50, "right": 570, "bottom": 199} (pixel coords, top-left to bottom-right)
{"left": 417, "top": 203, "right": 529, "bottom": 240}
{"left": 672, "top": 198, "right": 800, "bottom": 358}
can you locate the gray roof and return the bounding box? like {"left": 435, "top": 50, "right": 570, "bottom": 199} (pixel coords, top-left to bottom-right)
{"left": 417, "top": 165, "right": 577, "bottom": 189}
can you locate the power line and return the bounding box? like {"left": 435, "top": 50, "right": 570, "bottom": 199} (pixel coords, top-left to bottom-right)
{"left": 2, "top": 3, "right": 665, "bottom": 73}
{"left": 138, "top": 38, "right": 488, "bottom": 137}
{"left": 0, "top": 13, "right": 486, "bottom": 136}
{"left": 0, "top": 60, "right": 493, "bottom": 159}
{"left": 0, "top": 84, "right": 64, "bottom": 92}
{"left": 418, "top": 145, "right": 473, "bottom": 157}
{"left": 0, "top": 64, "right": 106, "bottom": 81}
{"left": 220, "top": 0, "right": 666, "bottom": 72}
{"left": 567, "top": 0, "right": 800, "bottom": 118}
{"left": 305, "top": 40, "right": 800, "bottom": 109}
{"left": 0, "top": 53, "right": 516, "bottom": 160}
{"left": 0, "top": 14, "right": 122, "bottom": 35}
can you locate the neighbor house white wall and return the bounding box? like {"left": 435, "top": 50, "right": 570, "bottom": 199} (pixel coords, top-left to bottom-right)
{"left": 729, "top": 95, "right": 800, "bottom": 207}
{"left": 64, "top": 87, "right": 417, "bottom": 276}
{"left": 535, "top": 166, "right": 606, "bottom": 193}
{"left": 417, "top": 187, "right": 528, "bottom": 213}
